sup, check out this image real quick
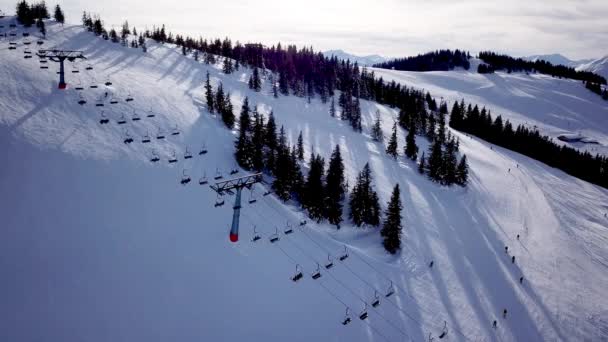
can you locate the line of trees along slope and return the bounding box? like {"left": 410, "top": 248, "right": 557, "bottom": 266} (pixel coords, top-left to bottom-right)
{"left": 374, "top": 49, "right": 471, "bottom": 71}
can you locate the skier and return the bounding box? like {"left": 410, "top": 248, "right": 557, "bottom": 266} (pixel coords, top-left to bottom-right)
{"left": 505, "top": 246, "right": 509, "bottom": 253}
{"left": 493, "top": 320, "right": 497, "bottom": 329}
{"left": 508, "top": 168, "right": 511, "bottom": 173}
{"left": 517, "top": 234, "right": 520, "bottom": 240}
{"left": 520, "top": 276, "right": 524, "bottom": 284}
{"left": 429, "top": 261, "right": 434, "bottom": 268}
{"left": 511, "top": 256, "right": 515, "bottom": 263}
{"left": 503, "top": 309, "right": 508, "bottom": 318}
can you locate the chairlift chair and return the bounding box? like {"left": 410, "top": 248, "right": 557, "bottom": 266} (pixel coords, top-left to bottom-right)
{"left": 75, "top": 79, "right": 84, "bottom": 91}
{"left": 117, "top": 114, "right": 127, "bottom": 125}
{"left": 248, "top": 188, "right": 257, "bottom": 204}
{"left": 251, "top": 226, "right": 261, "bottom": 242}
{"left": 339, "top": 246, "right": 349, "bottom": 261}
{"left": 36, "top": 39, "right": 43, "bottom": 45}
{"left": 22, "top": 32, "right": 29, "bottom": 37}
{"left": 95, "top": 96, "right": 104, "bottom": 107}
{"left": 72, "top": 65, "right": 79, "bottom": 73}
{"left": 150, "top": 150, "right": 160, "bottom": 163}
{"left": 438, "top": 321, "right": 448, "bottom": 339}
{"left": 85, "top": 64, "right": 93, "bottom": 70}
{"left": 89, "top": 76, "right": 98, "bottom": 88}
{"left": 269, "top": 227, "right": 280, "bottom": 243}
{"left": 291, "top": 264, "right": 303, "bottom": 282}
{"left": 156, "top": 128, "right": 165, "bottom": 139}
{"left": 230, "top": 166, "right": 239, "bottom": 175}
{"left": 199, "top": 173, "right": 208, "bottom": 185}
{"left": 123, "top": 130, "right": 134, "bottom": 144}
{"left": 104, "top": 78, "right": 112, "bottom": 86}
{"left": 371, "top": 291, "right": 380, "bottom": 308}
{"left": 23, "top": 39, "right": 30, "bottom": 45}
{"left": 359, "top": 303, "right": 368, "bottom": 320}
{"left": 23, "top": 48, "right": 31, "bottom": 54}
{"left": 283, "top": 222, "right": 293, "bottom": 235}
{"left": 325, "top": 254, "right": 334, "bottom": 269}
{"left": 199, "top": 142, "right": 208, "bottom": 155}
{"left": 171, "top": 125, "right": 180, "bottom": 136}
{"left": 385, "top": 281, "right": 395, "bottom": 298}
{"left": 110, "top": 95, "right": 118, "bottom": 104}
{"left": 168, "top": 151, "right": 178, "bottom": 163}
{"left": 184, "top": 147, "right": 193, "bottom": 159}
{"left": 311, "top": 263, "right": 322, "bottom": 280}
{"left": 99, "top": 111, "right": 110, "bottom": 125}
{"left": 77, "top": 94, "right": 86, "bottom": 105}
{"left": 142, "top": 131, "right": 151, "bottom": 143}
{"left": 214, "top": 193, "right": 225, "bottom": 207}
{"left": 342, "top": 308, "right": 352, "bottom": 325}
{"left": 125, "top": 92, "right": 134, "bottom": 102}
{"left": 132, "top": 110, "right": 141, "bottom": 121}
{"left": 214, "top": 168, "right": 223, "bottom": 180}
{"left": 146, "top": 108, "right": 156, "bottom": 118}
{"left": 299, "top": 220, "right": 307, "bottom": 226}
{"left": 180, "top": 169, "right": 191, "bottom": 185}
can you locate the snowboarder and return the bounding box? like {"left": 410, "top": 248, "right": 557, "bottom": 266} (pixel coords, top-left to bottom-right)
{"left": 493, "top": 320, "right": 497, "bottom": 329}
{"left": 429, "top": 261, "right": 434, "bottom": 268}
{"left": 517, "top": 234, "right": 520, "bottom": 240}
{"left": 503, "top": 309, "right": 507, "bottom": 318}
{"left": 508, "top": 168, "right": 511, "bottom": 173}
{"left": 511, "top": 256, "right": 515, "bottom": 263}
{"left": 505, "top": 246, "right": 509, "bottom": 253}
{"left": 519, "top": 276, "right": 524, "bottom": 284}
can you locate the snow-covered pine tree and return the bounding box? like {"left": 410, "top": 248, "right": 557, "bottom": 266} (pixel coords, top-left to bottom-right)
{"left": 53, "top": 4, "right": 64, "bottom": 25}
{"left": 296, "top": 131, "right": 304, "bottom": 161}
{"left": 303, "top": 153, "right": 325, "bottom": 222}
{"left": 349, "top": 163, "right": 380, "bottom": 227}
{"left": 215, "top": 82, "right": 225, "bottom": 114}
{"left": 418, "top": 152, "right": 426, "bottom": 174}
{"left": 404, "top": 120, "right": 418, "bottom": 161}
{"left": 371, "top": 110, "right": 383, "bottom": 142}
{"left": 455, "top": 154, "right": 469, "bottom": 186}
{"left": 386, "top": 122, "right": 398, "bottom": 159}
{"left": 205, "top": 72, "right": 214, "bottom": 113}
{"left": 381, "top": 183, "right": 402, "bottom": 254}
{"left": 427, "top": 138, "right": 444, "bottom": 182}
{"left": 329, "top": 96, "right": 336, "bottom": 117}
{"left": 222, "top": 92, "right": 235, "bottom": 129}
{"left": 324, "top": 145, "right": 345, "bottom": 226}
{"left": 251, "top": 111, "right": 265, "bottom": 171}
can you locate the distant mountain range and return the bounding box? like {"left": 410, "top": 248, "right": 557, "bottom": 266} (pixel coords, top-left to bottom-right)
{"left": 577, "top": 56, "right": 608, "bottom": 79}
{"left": 323, "top": 49, "right": 387, "bottom": 66}
{"left": 522, "top": 54, "right": 593, "bottom": 68}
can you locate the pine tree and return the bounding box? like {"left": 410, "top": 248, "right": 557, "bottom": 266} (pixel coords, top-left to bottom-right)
{"left": 272, "top": 77, "right": 279, "bottom": 98}
{"left": 249, "top": 67, "right": 261, "bottom": 92}
{"left": 205, "top": 71, "right": 214, "bottom": 113}
{"left": 291, "top": 131, "right": 302, "bottom": 161}
{"left": 404, "top": 123, "right": 418, "bottom": 161}
{"left": 36, "top": 17, "right": 45, "bottom": 37}
{"left": 215, "top": 83, "right": 225, "bottom": 114}
{"left": 235, "top": 98, "right": 253, "bottom": 169}
{"left": 427, "top": 139, "right": 444, "bottom": 182}
{"left": 324, "top": 145, "right": 345, "bottom": 226}
{"left": 371, "top": 110, "right": 383, "bottom": 142}
{"left": 386, "top": 122, "right": 398, "bottom": 159}
{"left": 418, "top": 152, "right": 426, "bottom": 174}
{"left": 53, "top": 4, "right": 64, "bottom": 25}
{"left": 221, "top": 92, "right": 235, "bottom": 129}
{"left": 455, "top": 154, "right": 469, "bottom": 186}
{"left": 442, "top": 137, "right": 458, "bottom": 185}
{"left": 223, "top": 58, "right": 233, "bottom": 74}
{"left": 251, "top": 111, "right": 266, "bottom": 171}
{"left": 329, "top": 96, "right": 336, "bottom": 117}
{"left": 349, "top": 163, "right": 381, "bottom": 227}
{"left": 272, "top": 126, "right": 292, "bottom": 201}
{"left": 264, "top": 111, "right": 278, "bottom": 173}
{"left": 381, "top": 184, "right": 402, "bottom": 254}
{"left": 303, "top": 153, "right": 325, "bottom": 221}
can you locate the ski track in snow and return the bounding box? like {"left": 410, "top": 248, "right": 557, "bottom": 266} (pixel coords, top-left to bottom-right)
{"left": 1, "top": 19, "right": 607, "bottom": 342}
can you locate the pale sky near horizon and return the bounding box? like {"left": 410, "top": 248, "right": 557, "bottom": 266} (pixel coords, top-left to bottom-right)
{"left": 2, "top": 0, "right": 607, "bottom": 60}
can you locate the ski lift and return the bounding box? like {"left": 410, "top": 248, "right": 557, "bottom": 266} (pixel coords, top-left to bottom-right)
{"left": 117, "top": 114, "right": 127, "bottom": 125}
{"left": 23, "top": 47, "right": 31, "bottom": 54}
{"left": 269, "top": 227, "right": 280, "bottom": 243}
{"left": 339, "top": 246, "right": 349, "bottom": 261}
{"left": 230, "top": 166, "right": 239, "bottom": 175}
{"left": 77, "top": 94, "right": 86, "bottom": 105}
{"left": 311, "top": 263, "right": 322, "bottom": 280}
{"left": 184, "top": 147, "right": 193, "bottom": 159}
{"left": 263, "top": 189, "right": 272, "bottom": 196}
{"left": 438, "top": 321, "right": 448, "bottom": 339}
{"left": 325, "top": 254, "right": 334, "bottom": 269}
{"left": 22, "top": 32, "right": 29, "bottom": 37}
{"left": 99, "top": 111, "right": 110, "bottom": 125}
{"left": 168, "top": 150, "right": 178, "bottom": 163}
{"left": 109, "top": 95, "right": 118, "bottom": 104}
{"left": 132, "top": 110, "right": 141, "bottom": 121}
{"left": 71, "top": 64, "right": 79, "bottom": 73}
{"left": 214, "top": 168, "right": 223, "bottom": 180}
{"left": 23, "top": 39, "right": 30, "bottom": 45}
{"left": 342, "top": 308, "right": 352, "bottom": 325}
{"left": 214, "top": 193, "right": 225, "bottom": 207}
{"left": 156, "top": 128, "right": 165, "bottom": 139}
{"left": 370, "top": 291, "right": 380, "bottom": 308}
{"left": 39, "top": 57, "right": 47, "bottom": 63}
{"left": 150, "top": 150, "right": 160, "bottom": 163}
{"left": 248, "top": 188, "right": 257, "bottom": 204}
{"left": 180, "top": 169, "right": 191, "bottom": 185}
{"left": 142, "top": 131, "right": 151, "bottom": 143}
{"left": 85, "top": 63, "right": 93, "bottom": 70}
{"left": 291, "top": 264, "right": 303, "bottom": 282}
{"left": 171, "top": 125, "right": 180, "bottom": 136}
{"left": 39, "top": 64, "right": 48, "bottom": 69}
{"left": 199, "top": 142, "right": 208, "bottom": 155}
{"left": 104, "top": 78, "right": 112, "bottom": 86}
{"left": 284, "top": 222, "right": 293, "bottom": 235}
{"left": 95, "top": 96, "right": 104, "bottom": 107}
{"left": 36, "top": 39, "right": 43, "bottom": 45}
{"left": 123, "top": 130, "right": 134, "bottom": 144}
{"left": 299, "top": 220, "right": 307, "bottom": 226}
{"left": 75, "top": 79, "right": 84, "bottom": 91}
{"left": 23, "top": 53, "right": 32, "bottom": 59}
{"left": 199, "top": 172, "right": 208, "bottom": 185}
{"left": 385, "top": 281, "right": 395, "bottom": 298}
{"left": 359, "top": 303, "right": 368, "bottom": 320}
{"left": 251, "top": 226, "right": 261, "bottom": 242}
{"left": 125, "top": 92, "right": 134, "bottom": 102}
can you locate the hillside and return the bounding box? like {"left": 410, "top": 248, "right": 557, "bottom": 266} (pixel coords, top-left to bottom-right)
{"left": 578, "top": 55, "right": 608, "bottom": 79}
{"left": 523, "top": 54, "right": 592, "bottom": 68}
{"left": 324, "top": 49, "right": 387, "bottom": 66}
{"left": 1, "top": 18, "right": 608, "bottom": 342}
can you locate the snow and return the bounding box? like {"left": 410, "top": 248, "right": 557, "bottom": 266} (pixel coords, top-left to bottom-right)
{"left": 324, "top": 49, "right": 387, "bottom": 66}
{"left": 522, "top": 54, "right": 592, "bottom": 68}
{"left": 1, "top": 18, "right": 608, "bottom": 342}
{"left": 577, "top": 55, "right": 608, "bottom": 80}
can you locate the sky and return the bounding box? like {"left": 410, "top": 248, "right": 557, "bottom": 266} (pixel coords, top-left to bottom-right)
{"left": 2, "top": 0, "right": 607, "bottom": 60}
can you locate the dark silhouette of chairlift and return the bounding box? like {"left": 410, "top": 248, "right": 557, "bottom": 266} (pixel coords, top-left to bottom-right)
{"left": 146, "top": 108, "right": 156, "bottom": 118}
{"left": 71, "top": 63, "right": 79, "bottom": 73}
{"left": 299, "top": 220, "right": 307, "bottom": 226}
{"left": 99, "top": 111, "right": 109, "bottom": 124}
{"left": 438, "top": 321, "right": 448, "bottom": 339}
{"left": 248, "top": 188, "right": 257, "bottom": 204}
{"left": 291, "top": 264, "right": 303, "bottom": 282}
{"left": 123, "top": 130, "right": 134, "bottom": 144}
{"left": 125, "top": 91, "right": 134, "bottom": 102}
{"left": 132, "top": 110, "right": 141, "bottom": 121}
{"left": 269, "top": 227, "right": 280, "bottom": 243}
{"left": 214, "top": 193, "right": 225, "bottom": 207}
{"left": 184, "top": 147, "right": 193, "bottom": 159}
{"left": 22, "top": 32, "right": 29, "bottom": 37}
{"left": 168, "top": 150, "right": 178, "bottom": 163}
{"left": 75, "top": 79, "right": 84, "bottom": 90}
{"left": 23, "top": 39, "right": 30, "bottom": 45}
{"left": 199, "top": 142, "right": 208, "bottom": 155}
{"left": 117, "top": 114, "right": 127, "bottom": 125}
{"left": 77, "top": 94, "right": 86, "bottom": 105}
{"left": 104, "top": 78, "right": 112, "bottom": 86}
{"left": 142, "top": 131, "right": 151, "bottom": 143}
{"left": 370, "top": 291, "right": 380, "bottom": 308}
{"left": 359, "top": 303, "right": 368, "bottom": 320}
{"left": 251, "top": 226, "right": 261, "bottom": 242}
{"left": 199, "top": 172, "right": 208, "bottom": 185}
{"left": 325, "top": 254, "right": 334, "bottom": 269}
{"left": 230, "top": 165, "right": 239, "bottom": 175}
{"left": 171, "top": 125, "right": 180, "bottom": 135}
{"left": 36, "top": 39, "right": 43, "bottom": 45}
{"left": 385, "top": 281, "right": 395, "bottom": 298}
{"left": 342, "top": 308, "right": 352, "bottom": 325}
{"left": 311, "top": 263, "right": 321, "bottom": 280}
{"left": 156, "top": 128, "right": 165, "bottom": 139}
{"left": 339, "top": 246, "right": 349, "bottom": 261}
{"left": 283, "top": 222, "right": 293, "bottom": 235}
{"left": 214, "top": 168, "right": 223, "bottom": 180}
{"left": 109, "top": 94, "right": 118, "bottom": 104}
{"left": 150, "top": 150, "right": 160, "bottom": 163}
{"left": 95, "top": 96, "right": 104, "bottom": 107}
{"left": 180, "top": 169, "right": 191, "bottom": 185}
{"left": 89, "top": 76, "right": 98, "bottom": 88}
{"left": 85, "top": 64, "right": 93, "bottom": 70}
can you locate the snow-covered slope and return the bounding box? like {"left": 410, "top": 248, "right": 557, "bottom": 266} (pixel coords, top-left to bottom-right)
{"left": 577, "top": 55, "right": 608, "bottom": 79}
{"left": 373, "top": 62, "right": 608, "bottom": 157}
{"left": 324, "top": 49, "right": 386, "bottom": 66}
{"left": 523, "top": 54, "right": 592, "bottom": 68}
{"left": 2, "top": 19, "right": 608, "bottom": 342}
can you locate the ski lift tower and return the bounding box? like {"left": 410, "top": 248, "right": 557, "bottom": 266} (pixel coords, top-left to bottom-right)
{"left": 36, "top": 49, "right": 86, "bottom": 89}
{"left": 210, "top": 172, "right": 262, "bottom": 242}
